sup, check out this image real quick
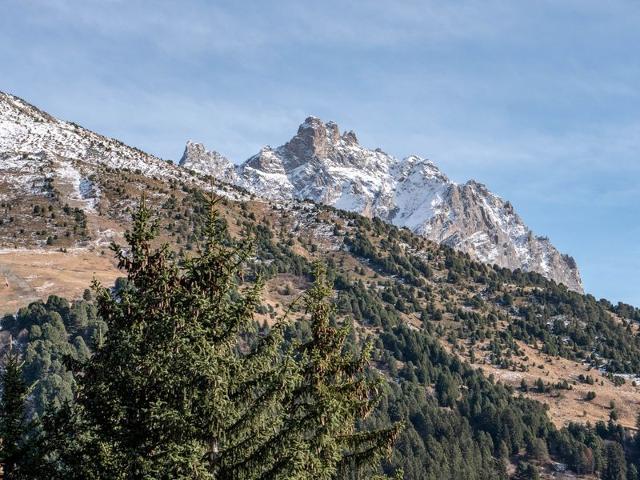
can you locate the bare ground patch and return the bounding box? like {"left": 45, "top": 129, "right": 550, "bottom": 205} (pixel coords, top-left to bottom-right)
{"left": 0, "top": 248, "right": 120, "bottom": 314}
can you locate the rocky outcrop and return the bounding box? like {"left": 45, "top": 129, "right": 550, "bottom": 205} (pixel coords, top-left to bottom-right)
{"left": 422, "top": 180, "right": 582, "bottom": 292}
{"left": 179, "top": 141, "right": 237, "bottom": 184}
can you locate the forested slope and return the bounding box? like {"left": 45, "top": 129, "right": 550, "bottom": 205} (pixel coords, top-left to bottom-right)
{"left": 3, "top": 174, "right": 640, "bottom": 478}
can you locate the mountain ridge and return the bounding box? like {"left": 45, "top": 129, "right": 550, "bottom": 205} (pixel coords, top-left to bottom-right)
{"left": 181, "top": 115, "right": 583, "bottom": 292}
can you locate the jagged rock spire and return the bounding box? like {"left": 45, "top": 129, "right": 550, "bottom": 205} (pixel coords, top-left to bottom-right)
{"left": 179, "top": 140, "right": 237, "bottom": 183}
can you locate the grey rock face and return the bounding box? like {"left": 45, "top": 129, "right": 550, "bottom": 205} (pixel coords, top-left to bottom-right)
{"left": 421, "top": 181, "right": 582, "bottom": 292}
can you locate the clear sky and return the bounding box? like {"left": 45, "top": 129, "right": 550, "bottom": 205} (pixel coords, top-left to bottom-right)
{"left": 2, "top": 1, "right": 639, "bottom": 306}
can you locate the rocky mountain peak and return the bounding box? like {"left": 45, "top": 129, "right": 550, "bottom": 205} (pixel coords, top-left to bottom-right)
{"left": 178, "top": 140, "right": 237, "bottom": 183}
{"left": 341, "top": 130, "right": 358, "bottom": 145}
{"left": 283, "top": 116, "right": 349, "bottom": 167}
{"left": 244, "top": 146, "right": 286, "bottom": 173}
{"left": 179, "top": 140, "right": 209, "bottom": 163}
{"left": 396, "top": 155, "right": 449, "bottom": 183}
{"left": 325, "top": 120, "right": 340, "bottom": 143}
{"left": 181, "top": 115, "right": 583, "bottom": 293}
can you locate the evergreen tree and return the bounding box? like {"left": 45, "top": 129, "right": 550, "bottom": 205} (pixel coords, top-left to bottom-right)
{"left": 602, "top": 442, "right": 626, "bottom": 480}
{"left": 294, "top": 265, "right": 400, "bottom": 478}
{"left": 435, "top": 372, "right": 459, "bottom": 407}
{"left": 514, "top": 461, "right": 539, "bottom": 480}
{"left": 71, "top": 197, "right": 294, "bottom": 479}
{"left": 526, "top": 437, "right": 548, "bottom": 462}
{"left": 0, "top": 344, "right": 30, "bottom": 479}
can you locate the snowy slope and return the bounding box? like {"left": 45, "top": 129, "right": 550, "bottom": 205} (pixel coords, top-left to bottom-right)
{"left": 0, "top": 93, "right": 190, "bottom": 178}
{"left": 0, "top": 92, "right": 198, "bottom": 206}
{"left": 0, "top": 92, "right": 247, "bottom": 211}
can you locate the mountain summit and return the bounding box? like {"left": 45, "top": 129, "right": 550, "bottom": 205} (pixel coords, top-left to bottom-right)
{"left": 182, "top": 117, "right": 583, "bottom": 292}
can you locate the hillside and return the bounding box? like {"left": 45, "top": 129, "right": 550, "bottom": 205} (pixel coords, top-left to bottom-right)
{"left": 1, "top": 92, "right": 640, "bottom": 478}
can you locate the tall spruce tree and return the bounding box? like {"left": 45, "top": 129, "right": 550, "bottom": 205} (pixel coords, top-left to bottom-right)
{"left": 216, "top": 264, "right": 401, "bottom": 479}
{"left": 297, "top": 265, "right": 400, "bottom": 478}
{"left": 70, "top": 197, "right": 297, "bottom": 478}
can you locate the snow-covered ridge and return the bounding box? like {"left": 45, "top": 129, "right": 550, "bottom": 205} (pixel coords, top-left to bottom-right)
{"left": 0, "top": 92, "right": 247, "bottom": 217}
{"left": 182, "top": 116, "right": 583, "bottom": 292}
{"left": 0, "top": 92, "right": 188, "bottom": 179}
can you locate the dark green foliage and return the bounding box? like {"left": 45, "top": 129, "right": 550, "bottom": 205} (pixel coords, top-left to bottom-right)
{"left": 230, "top": 265, "right": 401, "bottom": 479}
{"left": 526, "top": 437, "right": 548, "bottom": 462}
{"left": 514, "top": 461, "right": 539, "bottom": 480}
{"left": 507, "top": 289, "right": 640, "bottom": 373}
{"left": 374, "top": 323, "right": 557, "bottom": 478}
{"left": 72, "top": 199, "right": 283, "bottom": 478}
{"left": 602, "top": 442, "right": 627, "bottom": 480}
{"left": 435, "top": 372, "right": 459, "bottom": 407}
{"left": 548, "top": 422, "right": 604, "bottom": 474}
{"left": 0, "top": 347, "right": 30, "bottom": 478}
{"left": 1, "top": 296, "right": 104, "bottom": 419}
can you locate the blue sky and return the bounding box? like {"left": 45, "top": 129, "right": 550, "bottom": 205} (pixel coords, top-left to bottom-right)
{"left": 2, "top": 0, "right": 639, "bottom": 305}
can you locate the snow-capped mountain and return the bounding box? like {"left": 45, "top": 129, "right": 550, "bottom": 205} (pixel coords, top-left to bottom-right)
{"left": 182, "top": 116, "right": 583, "bottom": 292}
{"left": 240, "top": 118, "right": 399, "bottom": 219}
